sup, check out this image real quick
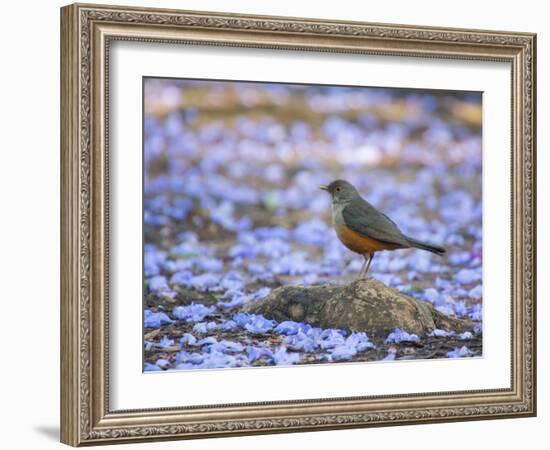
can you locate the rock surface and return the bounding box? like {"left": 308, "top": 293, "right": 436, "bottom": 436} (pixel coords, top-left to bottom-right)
{"left": 245, "top": 278, "right": 473, "bottom": 338}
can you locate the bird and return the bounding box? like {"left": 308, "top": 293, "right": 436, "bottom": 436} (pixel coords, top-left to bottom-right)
{"left": 320, "top": 179, "right": 445, "bottom": 278}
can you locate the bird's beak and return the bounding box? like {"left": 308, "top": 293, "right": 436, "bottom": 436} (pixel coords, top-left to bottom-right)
{"left": 319, "top": 185, "right": 329, "bottom": 192}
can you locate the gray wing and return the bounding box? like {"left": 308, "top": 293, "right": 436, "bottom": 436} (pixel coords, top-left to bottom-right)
{"left": 342, "top": 198, "right": 410, "bottom": 247}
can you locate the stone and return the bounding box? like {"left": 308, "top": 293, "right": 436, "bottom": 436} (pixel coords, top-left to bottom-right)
{"left": 245, "top": 278, "right": 474, "bottom": 339}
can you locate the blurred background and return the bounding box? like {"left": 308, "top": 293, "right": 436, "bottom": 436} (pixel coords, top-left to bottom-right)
{"left": 143, "top": 78, "right": 483, "bottom": 370}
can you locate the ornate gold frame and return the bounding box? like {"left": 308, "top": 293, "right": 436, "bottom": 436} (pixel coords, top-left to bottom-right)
{"left": 60, "top": 3, "right": 536, "bottom": 446}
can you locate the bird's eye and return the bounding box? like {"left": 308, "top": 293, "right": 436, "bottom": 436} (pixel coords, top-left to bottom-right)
{"left": 335, "top": 187, "right": 342, "bottom": 192}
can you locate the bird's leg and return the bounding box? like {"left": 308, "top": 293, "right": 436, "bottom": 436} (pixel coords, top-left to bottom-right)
{"left": 357, "top": 256, "right": 368, "bottom": 279}
{"left": 363, "top": 253, "right": 374, "bottom": 278}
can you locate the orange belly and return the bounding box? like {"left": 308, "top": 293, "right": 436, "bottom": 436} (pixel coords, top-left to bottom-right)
{"left": 336, "top": 224, "right": 404, "bottom": 254}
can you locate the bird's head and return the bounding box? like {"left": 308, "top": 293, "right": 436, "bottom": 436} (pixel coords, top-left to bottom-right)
{"left": 319, "top": 179, "right": 360, "bottom": 204}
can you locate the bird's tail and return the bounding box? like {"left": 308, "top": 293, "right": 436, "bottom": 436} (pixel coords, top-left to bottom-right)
{"left": 406, "top": 236, "right": 446, "bottom": 255}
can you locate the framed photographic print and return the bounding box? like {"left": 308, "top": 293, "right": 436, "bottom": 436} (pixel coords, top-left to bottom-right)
{"left": 60, "top": 3, "right": 536, "bottom": 446}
